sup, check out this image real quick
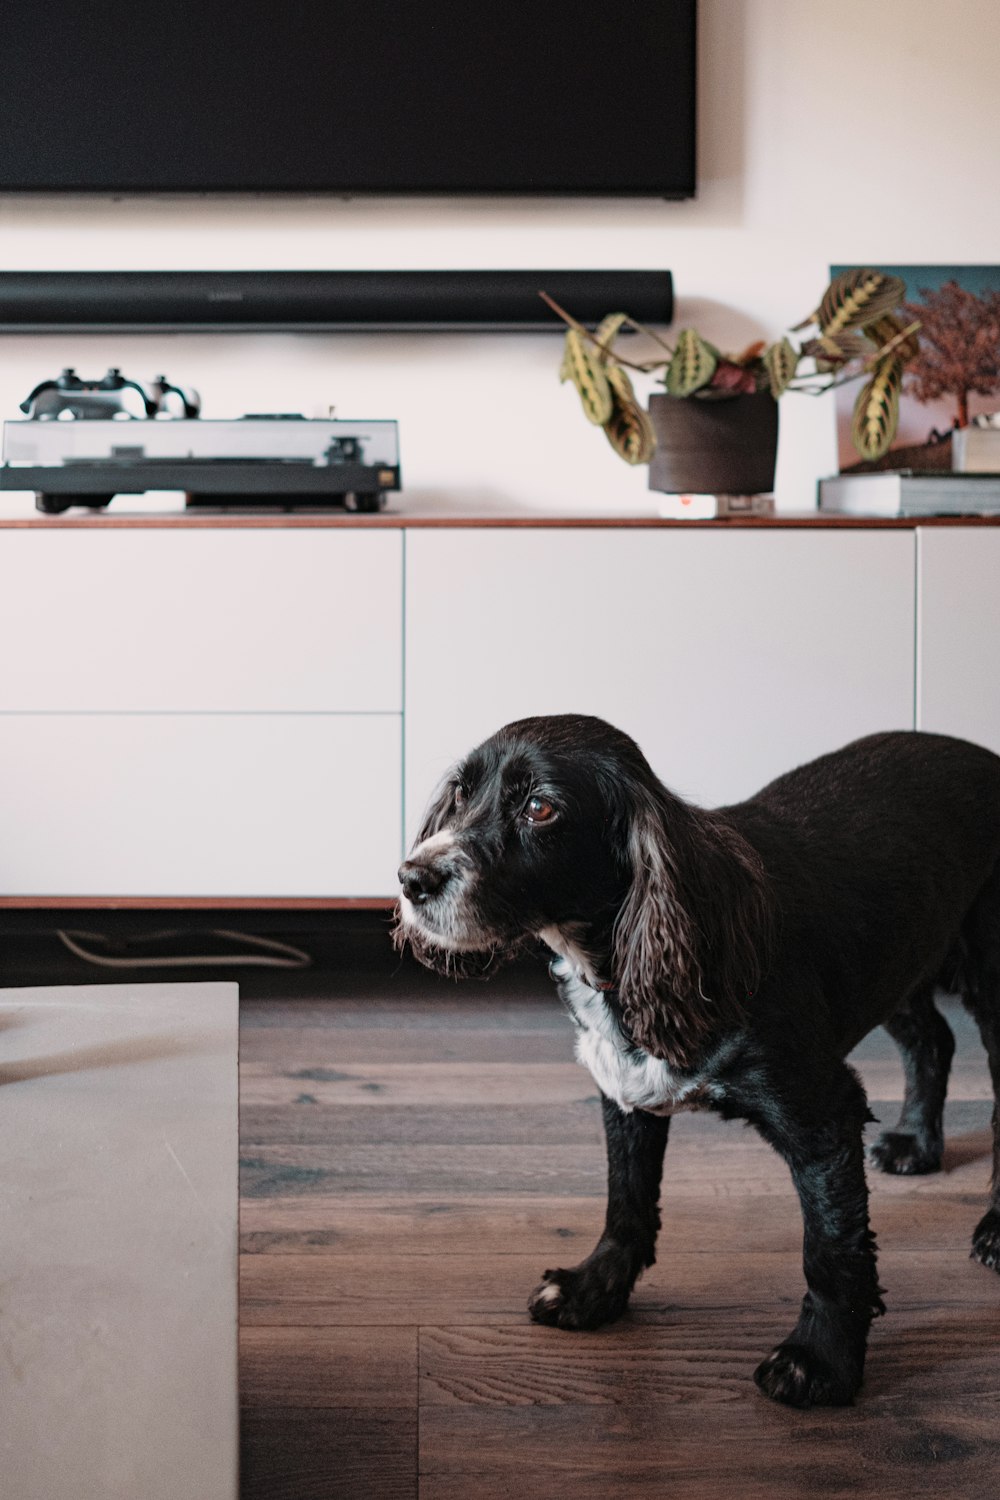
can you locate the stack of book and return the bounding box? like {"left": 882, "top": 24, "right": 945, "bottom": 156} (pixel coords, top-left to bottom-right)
{"left": 818, "top": 471, "right": 1000, "bottom": 517}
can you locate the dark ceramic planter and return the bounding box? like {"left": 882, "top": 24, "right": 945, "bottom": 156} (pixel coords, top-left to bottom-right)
{"left": 647, "top": 390, "right": 779, "bottom": 495}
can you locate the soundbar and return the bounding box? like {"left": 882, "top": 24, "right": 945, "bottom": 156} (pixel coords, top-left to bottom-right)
{"left": 0, "top": 271, "right": 673, "bottom": 333}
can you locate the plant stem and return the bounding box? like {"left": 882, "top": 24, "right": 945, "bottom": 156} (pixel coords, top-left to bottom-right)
{"left": 537, "top": 290, "right": 676, "bottom": 371}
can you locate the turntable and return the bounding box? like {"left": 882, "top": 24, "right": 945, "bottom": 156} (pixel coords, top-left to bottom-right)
{"left": 0, "top": 368, "right": 401, "bottom": 513}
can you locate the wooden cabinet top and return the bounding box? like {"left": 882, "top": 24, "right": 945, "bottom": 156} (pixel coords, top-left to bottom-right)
{"left": 2, "top": 511, "right": 1000, "bottom": 530}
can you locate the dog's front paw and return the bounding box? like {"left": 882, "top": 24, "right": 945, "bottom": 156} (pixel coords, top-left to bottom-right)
{"left": 868, "top": 1129, "right": 941, "bottom": 1176}
{"left": 971, "top": 1207, "right": 1000, "bottom": 1270}
{"left": 753, "top": 1341, "right": 859, "bottom": 1408}
{"left": 528, "top": 1250, "right": 635, "bottom": 1331}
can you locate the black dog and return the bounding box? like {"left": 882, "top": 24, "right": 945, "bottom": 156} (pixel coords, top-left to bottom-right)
{"left": 395, "top": 715, "right": 1000, "bottom": 1407}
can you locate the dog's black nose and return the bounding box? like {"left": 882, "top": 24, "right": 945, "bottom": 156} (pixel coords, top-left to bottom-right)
{"left": 398, "top": 859, "right": 448, "bottom": 904}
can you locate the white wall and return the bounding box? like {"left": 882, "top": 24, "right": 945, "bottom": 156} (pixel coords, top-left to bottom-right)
{"left": 1, "top": 0, "right": 998, "bottom": 516}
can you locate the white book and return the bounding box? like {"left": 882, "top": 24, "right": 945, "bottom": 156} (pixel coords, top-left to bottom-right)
{"left": 819, "top": 471, "right": 1000, "bottom": 517}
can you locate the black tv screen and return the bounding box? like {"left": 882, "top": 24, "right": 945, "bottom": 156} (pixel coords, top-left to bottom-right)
{"left": 1, "top": 2, "right": 696, "bottom": 196}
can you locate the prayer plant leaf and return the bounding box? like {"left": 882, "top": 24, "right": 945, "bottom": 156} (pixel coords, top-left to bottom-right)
{"left": 666, "top": 328, "right": 718, "bottom": 397}
{"left": 561, "top": 328, "right": 614, "bottom": 425}
{"left": 851, "top": 356, "right": 903, "bottom": 461}
{"left": 603, "top": 365, "right": 657, "bottom": 464}
{"left": 763, "top": 337, "right": 800, "bottom": 398}
{"left": 819, "top": 269, "right": 906, "bottom": 338}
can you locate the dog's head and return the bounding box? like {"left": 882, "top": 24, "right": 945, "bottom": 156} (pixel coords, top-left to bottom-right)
{"left": 396, "top": 714, "right": 630, "bottom": 976}
{"left": 396, "top": 713, "right": 773, "bottom": 1066}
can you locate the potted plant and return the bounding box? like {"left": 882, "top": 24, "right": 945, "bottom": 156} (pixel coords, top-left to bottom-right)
{"left": 543, "top": 269, "right": 921, "bottom": 493}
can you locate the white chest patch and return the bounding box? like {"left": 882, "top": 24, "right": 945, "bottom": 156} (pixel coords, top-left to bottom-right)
{"left": 546, "top": 953, "right": 711, "bottom": 1117}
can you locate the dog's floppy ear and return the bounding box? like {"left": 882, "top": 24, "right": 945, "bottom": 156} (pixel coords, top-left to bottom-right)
{"left": 611, "top": 779, "right": 773, "bottom": 1069}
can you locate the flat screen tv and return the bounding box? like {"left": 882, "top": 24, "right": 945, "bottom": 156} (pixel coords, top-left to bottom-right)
{"left": 1, "top": 2, "right": 696, "bottom": 196}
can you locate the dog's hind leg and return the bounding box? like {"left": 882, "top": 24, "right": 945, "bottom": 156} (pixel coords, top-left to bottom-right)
{"left": 958, "top": 861, "right": 1000, "bottom": 1271}
{"left": 868, "top": 983, "right": 955, "bottom": 1175}
{"left": 751, "top": 1059, "right": 885, "bottom": 1408}
{"left": 528, "top": 1094, "right": 670, "bottom": 1330}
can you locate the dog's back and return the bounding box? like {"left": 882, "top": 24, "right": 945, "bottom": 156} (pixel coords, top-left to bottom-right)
{"left": 724, "top": 731, "right": 1000, "bottom": 1051}
{"left": 744, "top": 730, "right": 1000, "bottom": 844}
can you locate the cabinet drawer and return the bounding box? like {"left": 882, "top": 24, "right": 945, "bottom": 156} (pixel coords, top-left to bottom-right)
{"left": 0, "top": 714, "right": 402, "bottom": 897}
{"left": 0, "top": 530, "right": 402, "bottom": 711}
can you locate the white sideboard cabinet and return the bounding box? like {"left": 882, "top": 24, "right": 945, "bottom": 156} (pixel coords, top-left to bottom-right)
{"left": 0, "top": 515, "right": 995, "bottom": 905}
{"left": 405, "top": 527, "right": 916, "bottom": 836}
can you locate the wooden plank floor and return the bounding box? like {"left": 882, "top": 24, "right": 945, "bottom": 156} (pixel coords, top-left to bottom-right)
{"left": 235, "top": 919, "right": 1000, "bottom": 1499}
{"left": 4, "top": 920, "right": 998, "bottom": 1496}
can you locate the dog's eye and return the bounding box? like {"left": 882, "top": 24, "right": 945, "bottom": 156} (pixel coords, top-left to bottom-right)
{"left": 523, "top": 796, "right": 555, "bottom": 824}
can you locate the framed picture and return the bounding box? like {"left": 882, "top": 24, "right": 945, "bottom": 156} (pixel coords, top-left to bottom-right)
{"left": 830, "top": 265, "right": 1000, "bottom": 472}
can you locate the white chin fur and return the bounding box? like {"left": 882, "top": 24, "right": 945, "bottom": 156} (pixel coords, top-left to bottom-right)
{"left": 399, "top": 893, "right": 498, "bottom": 953}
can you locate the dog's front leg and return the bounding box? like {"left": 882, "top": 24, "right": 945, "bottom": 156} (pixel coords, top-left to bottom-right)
{"left": 528, "top": 1094, "right": 670, "bottom": 1330}
{"left": 752, "top": 1062, "right": 885, "bottom": 1407}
